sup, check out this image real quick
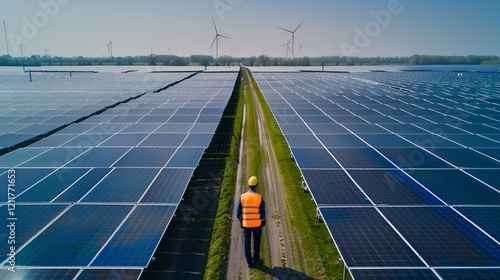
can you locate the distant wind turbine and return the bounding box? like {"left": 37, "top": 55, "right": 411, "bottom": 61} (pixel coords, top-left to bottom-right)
{"left": 210, "top": 18, "right": 230, "bottom": 62}
{"left": 297, "top": 38, "right": 306, "bottom": 56}
{"left": 280, "top": 37, "right": 292, "bottom": 59}
{"left": 278, "top": 19, "right": 305, "bottom": 60}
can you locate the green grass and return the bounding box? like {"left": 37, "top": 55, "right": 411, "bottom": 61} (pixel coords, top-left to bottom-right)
{"left": 204, "top": 69, "right": 244, "bottom": 279}
{"left": 247, "top": 69, "right": 351, "bottom": 280}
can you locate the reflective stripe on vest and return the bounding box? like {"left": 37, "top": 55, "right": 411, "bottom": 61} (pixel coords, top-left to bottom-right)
{"left": 241, "top": 191, "right": 262, "bottom": 228}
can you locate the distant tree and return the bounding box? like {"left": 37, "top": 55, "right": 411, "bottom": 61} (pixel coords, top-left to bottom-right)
{"left": 169, "top": 56, "right": 188, "bottom": 66}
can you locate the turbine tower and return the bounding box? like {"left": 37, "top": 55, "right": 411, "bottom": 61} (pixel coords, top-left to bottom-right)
{"left": 210, "top": 18, "right": 230, "bottom": 62}
{"left": 107, "top": 41, "right": 113, "bottom": 59}
{"left": 278, "top": 19, "right": 305, "bottom": 60}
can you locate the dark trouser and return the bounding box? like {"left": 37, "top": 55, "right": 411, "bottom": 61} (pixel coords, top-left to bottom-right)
{"left": 243, "top": 227, "right": 262, "bottom": 265}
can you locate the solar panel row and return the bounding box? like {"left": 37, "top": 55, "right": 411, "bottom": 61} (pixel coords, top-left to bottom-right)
{"left": 0, "top": 71, "right": 193, "bottom": 150}
{"left": 0, "top": 71, "right": 238, "bottom": 278}
{"left": 254, "top": 71, "right": 500, "bottom": 279}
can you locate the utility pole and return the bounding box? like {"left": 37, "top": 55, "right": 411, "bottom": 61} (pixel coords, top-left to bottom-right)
{"left": 3, "top": 20, "right": 9, "bottom": 56}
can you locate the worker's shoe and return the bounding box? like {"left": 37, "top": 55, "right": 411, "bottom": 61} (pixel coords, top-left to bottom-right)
{"left": 253, "top": 258, "right": 264, "bottom": 266}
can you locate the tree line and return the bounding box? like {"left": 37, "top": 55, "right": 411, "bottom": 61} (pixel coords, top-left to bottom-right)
{"left": 1, "top": 54, "right": 498, "bottom": 67}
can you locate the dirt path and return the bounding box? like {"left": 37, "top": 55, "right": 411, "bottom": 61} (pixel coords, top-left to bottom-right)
{"left": 227, "top": 67, "right": 296, "bottom": 279}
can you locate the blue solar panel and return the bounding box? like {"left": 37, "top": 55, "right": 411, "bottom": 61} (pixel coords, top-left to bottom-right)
{"left": 76, "top": 269, "right": 142, "bottom": 280}
{"left": 18, "top": 168, "right": 90, "bottom": 202}
{"left": 113, "top": 147, "right": 176, "bottom": 167}
{"left": 432, "top": 148, "right": 500, "bottom": 168}
{"left": 0, "top": 168, "right": 54, "bottom": 200}
{"left": 29, "top": 134, "right": 78, "bottom": 147}
{"left": 52, "top": 168, "right": 112, "bottom": 202}
{"left": 465, "top": 169, "right": 500, "bottom": 191}
{"left": 291, "top": 148, "right": 340, "bottom": 168}
{"left": 0, "top": 269, "right": 79, "bottom": 280}
{"left": 65, "top": 147, "right": 129, "bottom": 167}
{"left": 328, "top": 148, "right": 394, "bottom": 168}
{"left": 381, "top": 207, "right": 500, "bottom": 266}
{"left": 0, "top": 205, "right": 68, "bottom": 257}
{"left": 435, "top": 268, "right": 500, "bottom": 280}
{"left": 182, "top": 134, "right": 213, "bottom": 147}
{"left": 349, "top": 170, "right": 444, "bottom": 205}
{"left": 92, "top": 205, "right": 176, "bottom": 266}
{"left": 0, "top": 148, "right": 50, "bottom": 167}
{"left": 359, "top": 134, "right": 417, "bottom": 148}
{"left": 81, "top": 168, "right": 159, "bottom": 203}
{"left": 139, "top": 133, "right": 187, "bottom": 147}
{"left": 455, "top": 207, "right": 500, "bottom": 241}
{"left": 99, "top": 134, "right": 148, "bottom": 147}
{"left": 11, "top": 204, "right": 132, "bottom": 266}
{"left": 317, "top": 134, "right": 369, "bottom": 148}
{"left": 155, "top": 123, "right": 192, "bottom": 133}
{"left": 409, "top": 169, "right": 500, "bottom": 205}
{"left": 302, "top": 169, "right": 369, "bottom": 205}
{"left": 20, "top": 147, "right": 89, "bottom": 167}
{"left": 350, "top": 269, "right": 438, "bottom": 280}
{"left": 140, "top": 168, "right": 195, "bottom": 204}
{"left": 320, "top": 207, "right": 425, "bottom": 267}
{"left": 61, "top": 133, "right": 114, "bottom": 147}
{"left": 166, "top": 148, "right": 205, "bottom": 167}
{"left": 376, "top": 147, "right": 453, "bottom": 169}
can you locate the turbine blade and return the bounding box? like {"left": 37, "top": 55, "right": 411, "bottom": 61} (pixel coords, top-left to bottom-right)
{"left": 278, "top": 26, "right": 293, "bottom": 33}
{"left": 294, "top": 19, "right": 305, "bottom": 32}
{"left": 212, "top": 18, "right": 218, "bottom": 34}
{"left": 219, "top": 34, "right": 231, "bottom": 39}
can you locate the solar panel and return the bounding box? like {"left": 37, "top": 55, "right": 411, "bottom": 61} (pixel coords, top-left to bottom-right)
{"left": 81, "top": 168, "right": 159, "bottom": 203}
{"left": 9, "top": 204, "right": 132, "bottom": 266}
{"left": 328, "top": 148, "right": 394, "bottom": 168}
{"left": 139, "top": 168, "right": 194, "bottom": 204}
{"left": 0, "top": 204, "right": 68, "bottom": 255}
{"left": 291, "top": 148, "right": 340, "bottom": 168}
{"left": 320, "top": 207, "right": 425, "bottom": 267}
{"left": 91, "top": 205, "right": 176, "bottom": 266}
{"left": 0, "top": 269, "right": 79, "bottom": 280}
{"left": 65, "top": 147, "right": 129, "bottom": 167}
{"left": 18, "top": 168, "right": 90, "bottom": 202}
{"left": 76, "top": 269, "right": 143, "bottom": 280}
{"left": 113, "top": 147, "right": 176, "bottom": 167}
{"left": 435, "top": 268, "right": 500, "bottom": 279}
{"left": 256, "top": 71, "right": 500, "bottom": 277}
{"left": 350, "top": 269, "right": 438, "bottom": 280}
{"left": 166, "top": 147, "right": 205, "bottom": 168}
{"left": 380, "top": 207, "right": 500, "bottom": 266}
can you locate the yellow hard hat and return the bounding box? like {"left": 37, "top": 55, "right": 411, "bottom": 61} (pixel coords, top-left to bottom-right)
{"left": 248, "top": 176, "right": 258, "bottom": 187}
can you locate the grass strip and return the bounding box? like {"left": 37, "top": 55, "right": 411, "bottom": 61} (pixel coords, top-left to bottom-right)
{"left": 204, "top": 69, "right": 244, "bottom": 279}
{"left": 247, "top": 69, "right": 350, "bottom": 279}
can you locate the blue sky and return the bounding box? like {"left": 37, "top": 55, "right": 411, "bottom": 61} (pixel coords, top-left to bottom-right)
{"left": 1, "top": 0, "right": 499, "bottom": 58}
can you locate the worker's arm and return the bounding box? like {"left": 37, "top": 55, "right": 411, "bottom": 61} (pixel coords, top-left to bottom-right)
{"left": 260, "top": 199, "right": 266, "bottom": 227}
{"left": 236, "top": 198, "right": 243, "bottom": 223}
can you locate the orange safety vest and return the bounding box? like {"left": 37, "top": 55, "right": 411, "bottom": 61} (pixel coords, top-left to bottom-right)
{"left": 241, "top": 191, "right": 262, "bottom": 228}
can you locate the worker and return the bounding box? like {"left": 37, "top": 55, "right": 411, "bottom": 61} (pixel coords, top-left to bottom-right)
{"left": 237, "top": 176, "right": 266, "bottom": 267}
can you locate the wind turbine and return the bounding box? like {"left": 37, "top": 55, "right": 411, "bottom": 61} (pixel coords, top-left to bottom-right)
{"left": 278, "top": 19, "right": 305, "bottom": 60}
{"left": 210, "top": 18, "right": 230, "bottom": 62}
{"left": 297, "top": 38, "right": 306, "bottom": 56}
{"left": 280, "top": 37, "right": 292, "bottom": 59}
